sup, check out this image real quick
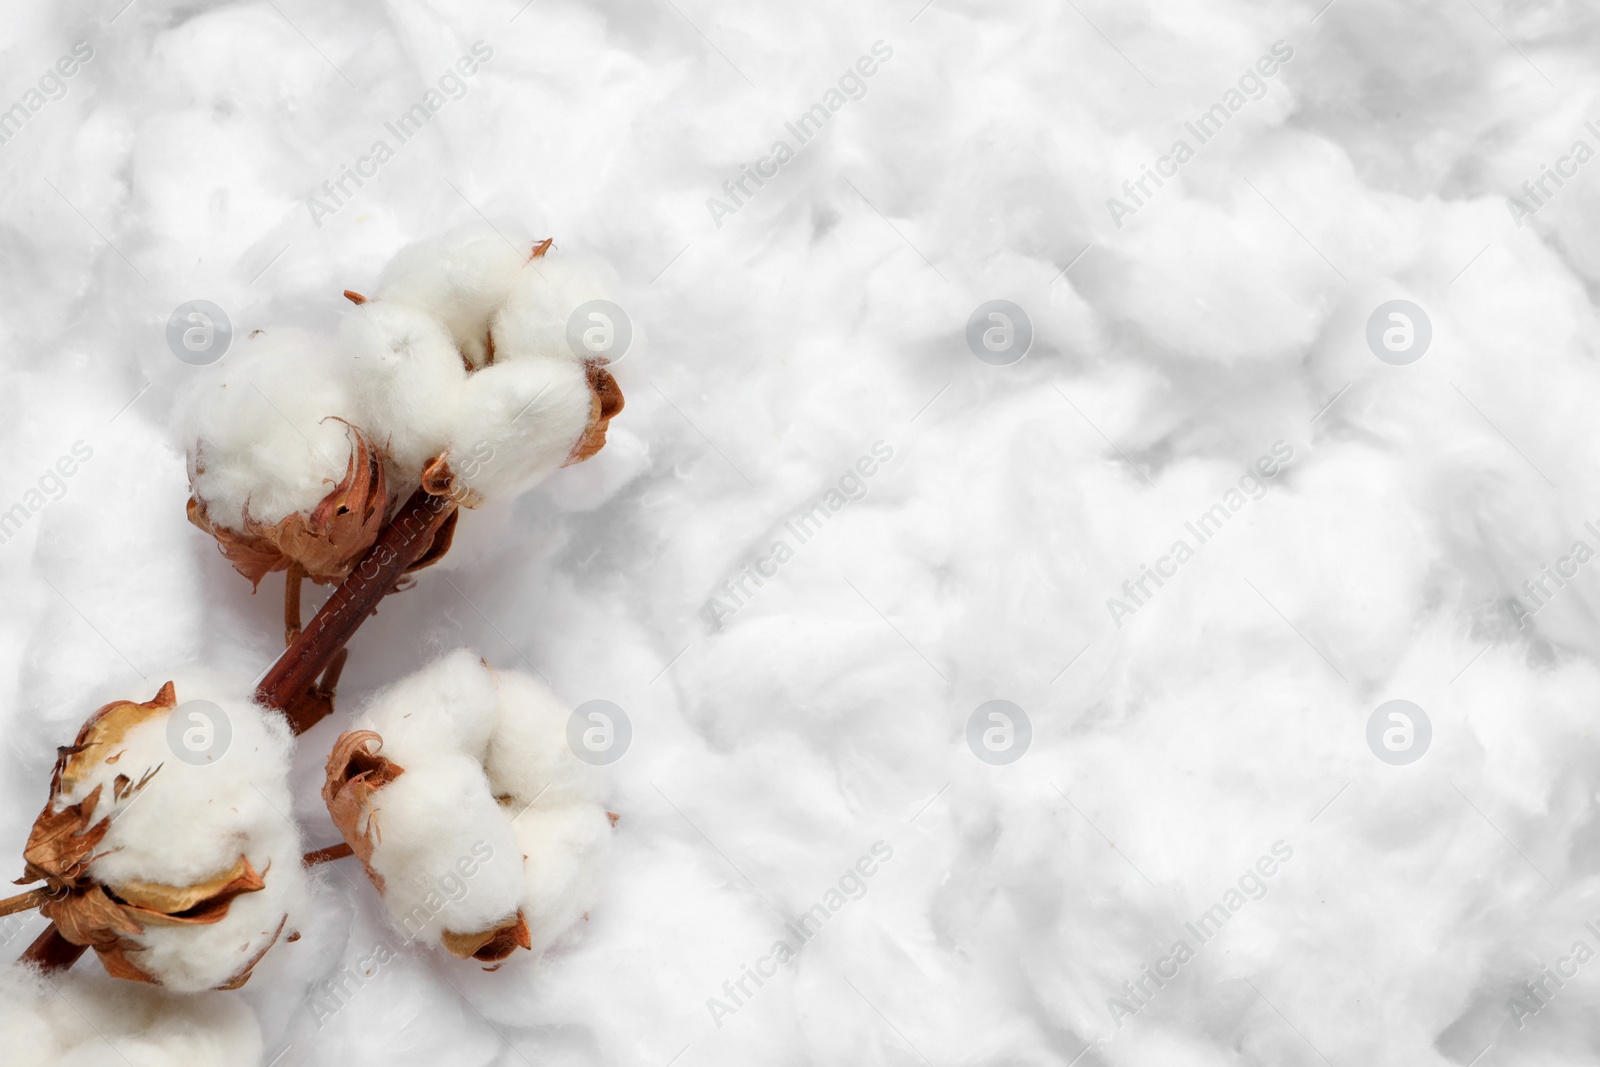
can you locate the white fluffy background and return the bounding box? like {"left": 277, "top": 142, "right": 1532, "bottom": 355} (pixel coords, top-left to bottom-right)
{"left": 0, "top": 0, "right": 1597, "bottom": 1065}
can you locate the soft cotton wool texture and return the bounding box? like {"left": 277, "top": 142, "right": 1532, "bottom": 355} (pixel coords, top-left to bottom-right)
{"left": 338, "top": 649, "right": 609, "bottom": 955}
{"left": 5, "top": 0, "right": 1600, "bottom": 1066}
{"left": 1, "top": 962, "right": 264, "bottom": 1067}
{"left": 183, "top": 330, "right": 358, "bottom": 529}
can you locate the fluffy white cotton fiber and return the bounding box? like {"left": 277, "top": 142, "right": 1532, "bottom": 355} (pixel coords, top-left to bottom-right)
{"left": 485, "top": 669, "right": 611, "bottom": 955}
{"left": 0, "top": 962, "right": 264, "bottom": 1067}
{"left": 373, "top": 231, "right": 530, "bottom": 370}
{"left": 487, "top": 251, "right": 622, "bottom": 366}
{"left": 339, "top": 301, "right": 466, "bottom": 486}
{"left": 15, "top": 0, "right": 1600, "bottom": 1064}
{"left": 444, "top": 358, "right": 596, "bottom": 501}
{"left": 181, "top": 330, "right": 356, "bottom": 528}
{"left": 342, "top": 650, "right": 609, "bottom": 956}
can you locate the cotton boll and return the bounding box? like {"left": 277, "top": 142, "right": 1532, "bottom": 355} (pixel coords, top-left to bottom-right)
{"left": 180, "top": 329, "right": 389, "bottom": 589}
{"left": 355, "top": 646, "right": 500, "bottom": 763}
{"left": 127, "top": 857, "right": 304, "bottom": 994}
{"left": 357, "top": 754, "right": 526, "bottom": 948}
{"left": 446, "top": 358, "right": 596, "bottom": 502}
{"left": 341, "top": 301, "right": 466, "bottom": 481}
{"left": 484, "top": 668, "right": 606, "bottom": 809}
{"left": 0, "top": 962, "right": 264, "bottom": 1067}
{"left": 337, "top": 652, "right": 538, "bottom": 951}
{"left": 326, "top": 654, "right": 613, "bottom": 964}
{"left": 28, "top": 672, "right": 309, "bottom": 993}
{"left": 67, "top": 673, "right": 297, "bottom": 888}
{"left": 509, "top": 806, "right": 611, "bottom": 956}
{"left": 373, "top": 229, "right": 531, "bottom": 369}
{"left": 181, "top": 328, "right": 355, "bottom": 526}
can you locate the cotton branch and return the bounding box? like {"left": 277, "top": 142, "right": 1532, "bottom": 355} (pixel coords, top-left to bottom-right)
{"left": 0, "top": 887, "right": 51, "bottom": 919}
{"left": 258, "top": 487, "right": 459, "bottom": 734}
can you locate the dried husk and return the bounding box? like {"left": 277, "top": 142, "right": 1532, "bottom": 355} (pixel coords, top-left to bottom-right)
{"left": 439, "top": 911, "right": 531, "bottom": 962}
{"left": 188, "top": 422, "right": 390, "bottom": 589}
{"left": 564, "top": 362, "right": 624, "bottom": 467}
{"left": 321, "top": 730, "right": 405, "bottom": 892}
{"left": 419, "top": 454, "right": 484, "bottom": 510}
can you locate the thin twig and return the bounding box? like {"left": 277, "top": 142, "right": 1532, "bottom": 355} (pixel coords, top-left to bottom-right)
{"left": 302, "top": 842, "right": 355, "bottom": 866}
{"left": 0, "top": 887, "right": 51, "bottom": 919}
{"left": 284, "top": 560, "right": 305, "bottom": 647}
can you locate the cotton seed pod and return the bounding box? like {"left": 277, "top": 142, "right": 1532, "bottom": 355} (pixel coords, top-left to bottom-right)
{"left": 16, "top": 676, "right": 309, "bottom": 992}
{"left": 322, "top": 650, "right": 612, "bottom": 964}
{"left": 188, "top": 420, "right": 389, "bottom": 587}
{"left": 567, "top": 360, "right": 626, "bottom": 466}
{"left": 181, "top": 329, "right": 399, "bottom": 587}
{"left": 354, "top": 229, "right": 626, "bottom": 505}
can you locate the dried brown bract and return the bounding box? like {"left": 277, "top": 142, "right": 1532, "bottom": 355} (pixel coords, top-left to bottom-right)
{"left": 188, "top": 422, "right": 390, "bottom": 589}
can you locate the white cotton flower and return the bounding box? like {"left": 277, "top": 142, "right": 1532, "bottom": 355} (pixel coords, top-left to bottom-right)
{"left": 20, "top": 672, "right": 310, "bottom": 993}
{"left": 323, "top": 649, "right": 611, "bottom": 962}
{"left": 1, "top": 962, "right": 264, "bottom": 1067}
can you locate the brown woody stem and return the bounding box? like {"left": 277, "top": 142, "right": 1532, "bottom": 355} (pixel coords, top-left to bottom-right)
{"left": 303, "top": 842, "right": 355, "bottom": 866}
{"left": 284, "top": 561, "right": 305, "bottom": 648}
{"left": 22, "top": 924, "right": 87, "bottom": 972}
{"left": 0, "top": 887, "right": 50, "bottom": 919}
{"left": 258, "top": 488, "right": 458, "bottom": 733}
